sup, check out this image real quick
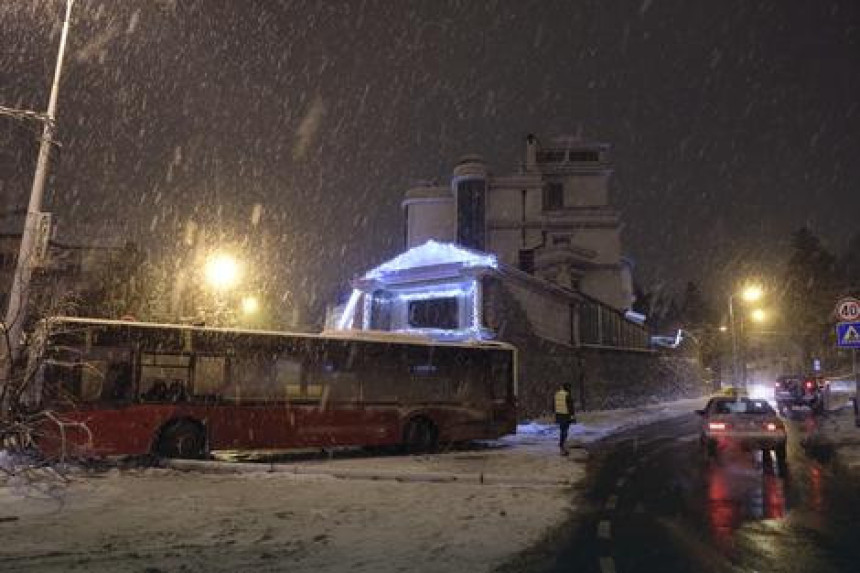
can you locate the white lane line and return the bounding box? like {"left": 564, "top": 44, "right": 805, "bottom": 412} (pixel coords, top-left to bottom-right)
{"left": 616, "top": 476, "right": 626, "bottom": 487}
{"left": 599, "top": 556, "right": 617, "bottom": 573}
{"left": 598, "top": 519, "right": 612, "bottom": 540}
{"left": 605, "top": 494, "right": 618, "bottom": 510}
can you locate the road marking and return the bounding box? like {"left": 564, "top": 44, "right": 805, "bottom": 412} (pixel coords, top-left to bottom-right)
{"left": 599, "top": 556, "right": 617, "bottom": 573}
{"left": 616, "top": 477, "right": 626, "bottom": 487}
{"left": 625, "top": 465, "right": 636, "bottom": 475}
{"left": 605, "top": 494, "right": 618, "bottom": 510}
{"left": 598, "top": 519, "right": 612, "bottom": 540}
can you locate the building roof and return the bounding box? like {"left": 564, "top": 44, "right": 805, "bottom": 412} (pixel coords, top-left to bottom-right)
{"left": 363, "top": 240, "right": 498, "bottom": 280}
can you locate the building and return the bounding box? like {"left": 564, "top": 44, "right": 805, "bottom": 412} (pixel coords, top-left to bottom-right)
{"left": 1, "top": 211, "right": 130, "bottom": 334}
{"left": 324, "top": 134, "right": 711, "bottom": 418}
{"left": 330, "top": 238, "right": 660, "bottom": 417}
{"left": 402, "top": 134, "right": 634, "bottom": 311}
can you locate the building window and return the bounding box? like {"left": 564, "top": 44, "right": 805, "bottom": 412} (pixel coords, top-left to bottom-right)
{"left": 543, "top": 182, "right": 564, "bottom": 211}
{"left": 408, "top": 297, "right": 459, "bottom": 330}
{"left": 370, "top": 290, "right": 393, "bottom": 330}
{"left": 456, "top": 179, "right": 486, "bottom": 250}
{"left": 569, "top": 150, "right": 600, "bottom": 162}
{"left": 537, "top": 150, "right": 566, "bottom": 163}
{"left": 518, "top": 249, "right": 535, "bottom": 274}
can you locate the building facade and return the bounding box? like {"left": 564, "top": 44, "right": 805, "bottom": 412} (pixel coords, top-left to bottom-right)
{"left": 328, "top": 135, "right": 706, "bottom": 416}
{"left": 1, "top": 211, "right": 129, "bottom": 336}
{"left": 403, "top": 134, "right": 635, "bottom": 311}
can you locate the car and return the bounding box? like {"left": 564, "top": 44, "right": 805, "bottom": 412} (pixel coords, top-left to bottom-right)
{"left": 774, "top": 374, "right": 825, "bottom": 416}
{"left": 696, "top": 397, "right": 787, "bottom": 471}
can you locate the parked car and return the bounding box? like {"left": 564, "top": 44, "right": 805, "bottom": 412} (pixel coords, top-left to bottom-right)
{"left": 697, "top": 397, "right": 787, "bottom": 472}
{"left": 774, "top": 374, "right": 825, "bottom": 416}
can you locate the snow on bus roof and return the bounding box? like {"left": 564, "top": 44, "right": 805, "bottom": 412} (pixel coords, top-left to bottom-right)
{"left": 43, "top": 317, "right": 514, "bottom": 350}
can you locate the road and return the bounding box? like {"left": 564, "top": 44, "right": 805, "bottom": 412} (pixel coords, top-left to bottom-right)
{"left": 499, "top": 412, "right": 860, "bottom": 573}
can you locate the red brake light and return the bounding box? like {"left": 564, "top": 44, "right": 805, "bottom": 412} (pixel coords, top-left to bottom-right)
{"left": 805, "top": 380, "right": 814, "bottom": 390}
{"left": 709, "top": 422, "right": 727, "bottom": 431}
{"left": 765, "top": 422, "right": 778, "bottom": 431}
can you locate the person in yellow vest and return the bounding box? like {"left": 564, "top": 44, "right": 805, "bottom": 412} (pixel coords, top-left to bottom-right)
{"left": 554, "top": 383, "right": 576, "bottom": 456}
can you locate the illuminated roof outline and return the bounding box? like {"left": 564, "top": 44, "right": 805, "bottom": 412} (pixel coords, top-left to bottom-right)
{"left": 364, "top": 240, "right": 498, "bottom": 279}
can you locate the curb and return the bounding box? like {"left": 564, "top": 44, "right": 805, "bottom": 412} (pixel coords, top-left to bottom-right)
{"left": 160, "top": 458, "right": 573, "bottom": 487}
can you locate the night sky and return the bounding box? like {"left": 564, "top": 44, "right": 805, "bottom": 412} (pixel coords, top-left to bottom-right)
{"left": 1, "top": 0, "right": 858, "bottom": 324}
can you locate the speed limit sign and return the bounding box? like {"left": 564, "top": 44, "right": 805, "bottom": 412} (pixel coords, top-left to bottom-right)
{"left": 835, "top": 297, "right": 860, "bottom": 321}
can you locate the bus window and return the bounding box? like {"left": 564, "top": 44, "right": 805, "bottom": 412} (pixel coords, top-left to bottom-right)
{"left": 193, "top": 356, "right": 227, "bottom": 398}
{"left": 78, "top": 360, "right": 106, "bottom": 401}
{"left": 140, "top": 353, "right": 191, "bottom": 402}
{"left": 40, "top": 345, "right": 132, "bottom": 404}
{"left": 232, "top": 352, "right": 285, "bottom": 401}
{"left": 490, "top": 351, "right": 513, "bottom": 400}
{"left": 404, "top": 346, "right": 455, "bottom": 403}
{"left": 276, "top": 357, "right": 303, "bottom": 399}
{"left": 359, "top": 343, "right": 403, "bottom": 402}
{"left": 309, "top": 341, "right": 360, "bottom": 403}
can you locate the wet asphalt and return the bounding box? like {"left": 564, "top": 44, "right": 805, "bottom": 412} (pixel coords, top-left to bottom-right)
{"left": 498, "top": 412, "right": 860, "bottom": 573}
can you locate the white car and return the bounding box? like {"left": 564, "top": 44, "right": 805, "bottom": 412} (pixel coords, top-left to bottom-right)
{"left": 697, "top": 397, "right": 787, "bottom": 470}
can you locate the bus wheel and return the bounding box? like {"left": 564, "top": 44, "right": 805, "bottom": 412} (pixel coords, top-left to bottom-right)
{"left": 403, "top": 418, "right": 438, "bottom": 454}
{"left": 156, "top": 421, "right": 207, "bottom": 459}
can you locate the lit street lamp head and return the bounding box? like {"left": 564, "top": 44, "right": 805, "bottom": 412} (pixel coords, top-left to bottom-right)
{"left": 205, "top": 253, "right": 241, "bottom": 291}
{"left": 750, "top": 308, "right": 767, "bottom": 323}
{"left": 741, "top": 285, "right": 764, "bottom": 303}
{"left": 241, "top": 295, "right": 260, "bottom": 315}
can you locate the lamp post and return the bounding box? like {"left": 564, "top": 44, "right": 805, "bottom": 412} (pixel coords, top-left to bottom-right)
{"left": 2, "top": 0, "right": 76, "bottom": 399}
{"left": 728, "top": 284, "right": 764, "bottom": 388}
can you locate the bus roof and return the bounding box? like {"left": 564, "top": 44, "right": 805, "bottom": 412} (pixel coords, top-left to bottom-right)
{"left": 42, "top": 316, "right": 516, "bottom": 351}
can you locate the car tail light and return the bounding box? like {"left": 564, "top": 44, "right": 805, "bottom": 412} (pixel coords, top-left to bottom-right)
{"left": 805, "top": 380, "right": 815, "bottom": 390}
{"left": 765, "top": 422, "right": 778, "bottom": 431}
{"left": 709, "top": 422, "right": 727, "bottom": 431}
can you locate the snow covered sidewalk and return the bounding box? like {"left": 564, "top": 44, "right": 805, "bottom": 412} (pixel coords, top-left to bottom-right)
{"left": 802, "top": 392, "right": 860, "bottom": 475}
{"left": 0, "top": 396, "right": 705, "bottom": 573}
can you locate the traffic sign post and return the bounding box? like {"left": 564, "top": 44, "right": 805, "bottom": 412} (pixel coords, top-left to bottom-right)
{"left": 837, "top": 314, "right": 860, "bottom": 427}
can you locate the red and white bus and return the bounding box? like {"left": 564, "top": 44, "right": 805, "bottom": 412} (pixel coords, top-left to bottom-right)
{"left": 17, "top": 317, "right": 517, "bottom": 459}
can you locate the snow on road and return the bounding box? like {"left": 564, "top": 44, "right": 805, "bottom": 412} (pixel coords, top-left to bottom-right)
{"left": 0, "top": 397, "right": 704, "bottom": 572}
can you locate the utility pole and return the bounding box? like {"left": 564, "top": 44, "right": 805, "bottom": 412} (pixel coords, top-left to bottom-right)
{"left": 1, "top": 0, "right": 75, "bottom": 403}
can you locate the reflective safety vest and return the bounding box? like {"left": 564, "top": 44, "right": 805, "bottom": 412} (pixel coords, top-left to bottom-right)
{"left": 554, "top": 389, "right": 571, "bottom": 415}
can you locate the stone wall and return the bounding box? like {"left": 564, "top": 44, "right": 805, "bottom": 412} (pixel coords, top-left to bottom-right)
{"left": 489, "top": 281, "right": 708, "bottom": 419}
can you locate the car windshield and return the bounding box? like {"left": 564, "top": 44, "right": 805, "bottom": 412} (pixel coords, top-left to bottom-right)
{"left": 713, "top": 399, "right": 775, "bottom": 415}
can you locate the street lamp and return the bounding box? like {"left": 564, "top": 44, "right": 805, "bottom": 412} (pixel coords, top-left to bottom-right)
{"left": 205, "top": 253, "right": 241, "bottom": 291}
{"left": 240, "top": 295, "right": 259, "bottom": 316}
{"left": 2, "top": 0, "right": 76, "bottom": 402}
{"left": 750, "top": 308, "right": 767, "bottom": 324}
{"left": 728, "top": 283, "right": 765, "bottom": 388}
{"left": 741, "top": 285, "right": 764, "bottom": 303}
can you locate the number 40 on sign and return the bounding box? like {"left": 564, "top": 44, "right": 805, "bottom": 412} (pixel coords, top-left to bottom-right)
{"left": 835, "top": 297, "right": 860, "bottom": 322}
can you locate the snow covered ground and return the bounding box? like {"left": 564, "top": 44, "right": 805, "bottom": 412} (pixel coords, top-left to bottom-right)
{"left": 0, "top": 397, "right": 706, "bottom": 572}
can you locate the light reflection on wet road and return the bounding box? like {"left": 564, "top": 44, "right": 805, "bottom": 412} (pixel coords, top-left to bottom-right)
{"left": 505, "top": 412, "right": 860, "bottom": 573}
